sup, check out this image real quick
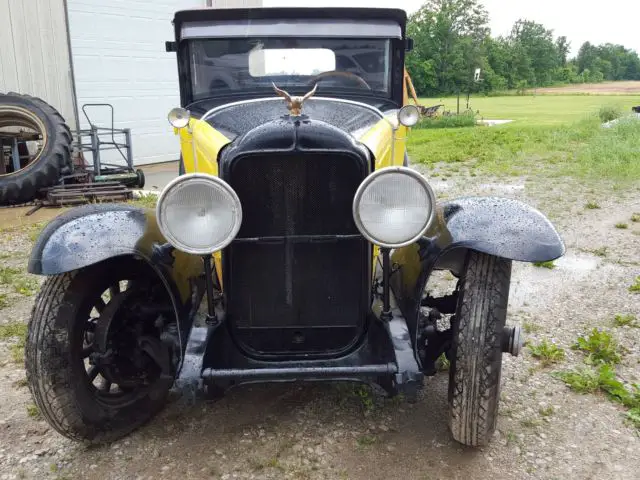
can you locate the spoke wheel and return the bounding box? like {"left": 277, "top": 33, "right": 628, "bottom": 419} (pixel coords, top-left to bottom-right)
{"left": 77, "top": 280, "right": 164, "bottom": 409}
{"left": 25, "top": 258, "right": 176, "bottom": 444}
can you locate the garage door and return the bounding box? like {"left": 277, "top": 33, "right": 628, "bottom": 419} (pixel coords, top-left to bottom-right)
{"left": 66, "top": 0, "right": 205, "bottom": 166}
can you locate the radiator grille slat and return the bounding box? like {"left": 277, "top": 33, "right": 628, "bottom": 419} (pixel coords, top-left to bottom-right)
{"left": 224, "top": 152, "right": 369, "bottom": 356}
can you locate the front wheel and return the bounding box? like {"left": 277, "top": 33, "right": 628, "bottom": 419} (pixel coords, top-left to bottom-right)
{"left": 448, "top": 250, "right": 512, "bottom": 446}
{"left": 25, "top": 258, "right": 178, "bottom": 444}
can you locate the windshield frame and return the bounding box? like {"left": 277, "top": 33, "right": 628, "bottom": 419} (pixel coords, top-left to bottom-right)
{"left": 185, "top": 36, "right": 395, "bottom": 103}
{"left": 172, "top": 9, "right": 408, "bottom": 109}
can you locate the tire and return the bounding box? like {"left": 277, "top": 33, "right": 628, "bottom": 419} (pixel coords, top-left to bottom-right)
{"left": 25, "top": 259, "right": 173, "bottom": 444}
{"left": 0, "top": 92, "right": 73, "bottom": 205}
{"left": 448, "top": 250, "right": 512, "bottom": 446}
{"left": 135, "top": 168, "right": 145, "bottom": 188}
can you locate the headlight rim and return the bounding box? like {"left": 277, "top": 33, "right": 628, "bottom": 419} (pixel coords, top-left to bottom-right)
{"left": 156, "top": 172, "right": 243, "bottom": 255}
{"left": 398, "top": 104, "right": 421, "bottom": 127}
{"left": 352, "top": 166, "right": 436, "bottom": 249}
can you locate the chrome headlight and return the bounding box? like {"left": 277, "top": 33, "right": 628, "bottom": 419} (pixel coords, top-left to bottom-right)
{"left": 157, "top": 173, "right": 242, "bottom": 254}
{"left": 353, "top": 167, "right": 435, "bottom": 248}
{"left": 398, "top": 104, "right": 421, "bottom": 127}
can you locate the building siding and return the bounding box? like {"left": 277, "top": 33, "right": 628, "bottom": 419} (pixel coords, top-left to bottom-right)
{"left": 0, "top": 0, "right": 77, "bottom": 129}
{"left": 209, "top": 0, "right": 263, "bottom": 7}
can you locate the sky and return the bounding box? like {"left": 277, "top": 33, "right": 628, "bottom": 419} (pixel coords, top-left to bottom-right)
{"left": 262, "top": 0, "right": 640, "bottom": 57}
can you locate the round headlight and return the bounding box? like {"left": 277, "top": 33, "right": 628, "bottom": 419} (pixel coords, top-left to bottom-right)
{"left": 167, "top": 107, "right": 190, "bottom": 129}
{"left": 157, "top": 173, "right": 242, "bottom": 254}
{"left": 398, "top": 105, "right": 421, "bottom": 127}
{"left": 353, "top": 167, "right": 435, "bottom": 248}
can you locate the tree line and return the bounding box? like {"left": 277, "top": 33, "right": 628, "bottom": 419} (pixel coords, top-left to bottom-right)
{"left": 406, "top": 0, "right": 640, "bottom": 96}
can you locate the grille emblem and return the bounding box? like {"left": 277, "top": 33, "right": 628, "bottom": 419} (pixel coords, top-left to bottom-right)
{"left": 272, "top": 83, "right": 318, "bottom": 116}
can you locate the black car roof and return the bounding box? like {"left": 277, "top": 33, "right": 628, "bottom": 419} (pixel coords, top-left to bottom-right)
{"left": 173, "top": 7, "right": 408, "bottom": 40}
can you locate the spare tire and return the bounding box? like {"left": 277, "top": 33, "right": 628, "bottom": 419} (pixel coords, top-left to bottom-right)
{"left": 0, "top": 93, "right": 73, "bottom": 205}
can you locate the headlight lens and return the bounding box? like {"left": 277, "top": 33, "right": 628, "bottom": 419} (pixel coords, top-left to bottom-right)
{"left": 398, "top": 105, "right": 421, "bottom": 127}
{"left": 156, "top": 173, "right": 242, "bottom": 254}
{"left": 353, "top": 167, "right": 435, "bottom": 248}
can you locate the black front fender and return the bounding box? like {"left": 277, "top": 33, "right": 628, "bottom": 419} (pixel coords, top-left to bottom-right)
{"left": 390, "top": 196, "right": 565, "bottom": 347}
{"left": 28, "top": 203, "right": 204, "bottom": 300}
{"left": 28, "top": 204, "right": 205, "bottom": 356}
{"left": 436, "top": 196, "right": 565, "bottom": 263}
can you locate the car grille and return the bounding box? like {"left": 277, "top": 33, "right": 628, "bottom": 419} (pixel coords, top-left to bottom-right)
{"left": 223, "top": 152, "right": 370, "bottom": 357}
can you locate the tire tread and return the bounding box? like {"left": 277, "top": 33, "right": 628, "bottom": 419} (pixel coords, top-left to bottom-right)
{"left": 448, "top": 250, "right": 511, "bottom": 446}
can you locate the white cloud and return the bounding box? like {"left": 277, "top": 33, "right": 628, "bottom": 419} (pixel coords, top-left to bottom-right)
{"left": 262, "top": 0, "right": 640, "bottom": 57}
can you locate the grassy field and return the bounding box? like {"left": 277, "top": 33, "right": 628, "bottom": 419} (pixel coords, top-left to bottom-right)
{"left": 408, "top": 92, "right": 640, "bottom": 181}
{"left": 418, "top": 94, "right": 640, "bottom": 126}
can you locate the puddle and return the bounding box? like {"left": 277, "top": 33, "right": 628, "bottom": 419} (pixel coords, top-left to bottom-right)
{"left": 554, "top": 254, "right": 599, "bottom": 273}
{"left": 509, "top": 252, "right": 601, "bottom": 309}
{"left": 429, "top": 180, "right": 452, "bottom": 191}
{"left": 478, "top": 119, "right": 514, "bottom": 126}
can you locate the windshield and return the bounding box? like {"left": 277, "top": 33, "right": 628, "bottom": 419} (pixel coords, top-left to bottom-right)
{"left": 188, "top": 38, "right": 392, "bottom": 101}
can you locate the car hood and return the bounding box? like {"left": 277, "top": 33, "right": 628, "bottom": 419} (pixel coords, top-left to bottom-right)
{"left": 199, "top": 97, "right": 394, "bottom": 142}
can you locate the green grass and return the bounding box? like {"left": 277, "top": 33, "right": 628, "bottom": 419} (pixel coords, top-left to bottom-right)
{"left": 128, "top": 193, "right": 158, "bottom": 209}
{"left": 572, "top": 328, "right": 622, "bottom": 365}
{"left": 0, "top": 267, "right": 21, "bottom": 285}
{"left": 632, "top": 213, "right": 640, "bottom": 223}
{"left": 553, "top": 366, "right": 601, "bottom": 393}
{"left": 0, "top": 293, "right": 9, "bottom": 310}
{"left": 615, "top": 223, "right": 629, "bottom": 229}
{"left": 0, "top": 322, "right": 27, "bottom": 339}
{"left": 589, "top": 246, "right": 609, "bottom": 257}
{"left": 629, "top": 276, "right": 640, "bottom": 293}
{"left": 533, "top": 260, "right": 556, "bottom": 269}
{"left": 539, "top": 406, "right": 555, "bottom": 417}
{"left": 12, "top": 276, "right": 39, "bottom": 296}
{"left": 414, "top": 112, "right": 476, "bottom": 129}
{"left": 356, "top": 434, "right": 378, "bottom": 447}
{"left": 556, "top": 327, "right": 640, "bottom": 429}
{"left": 0, "top": 322, "right": 28, "bottom": 364}
{"left": 598, "top": 105, "right": 623, "bottom": 123}
{"left": 408, "top": 95, "right": 640, "bottom": 181}
{"left": 613, "top": 314, "right": 638, "bottom": 328}
{"left": 26, "top": 404, "right": 41, "bottom": 419}
{"left": 419, "top": 94, "right": 640, "bottom": 126}
{"left": 436, "top": 353, "right": 450, "bottom": 371}
{"left": 0, "top": 267, "right": 40, "bottom": 297}
{"left": 585, "top": 201, "right": 601, "bottom": 209}
{"left": 523, "top": 321, "right": 541, "bottom": 334}
{"left": 528, "top": 340, "right": 566, "bottom": 366}
{"left": 554, "top": 364, "right": 640, "bottom": 413}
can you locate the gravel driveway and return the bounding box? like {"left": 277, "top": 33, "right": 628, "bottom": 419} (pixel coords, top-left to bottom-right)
{"left": 1, "top": 166, "right": 638, "bottom": 480}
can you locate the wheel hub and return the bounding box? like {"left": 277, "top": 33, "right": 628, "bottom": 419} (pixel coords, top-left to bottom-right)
{"left": 502, "top": 326, "right": 524, "bottom": 356}
{"left": 90, "top": 287, "right": 168, "bottom": 389}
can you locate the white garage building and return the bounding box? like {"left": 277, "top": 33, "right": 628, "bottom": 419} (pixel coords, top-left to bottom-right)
{"left": 0, "top": 0, "right": 262, "bottom": 166}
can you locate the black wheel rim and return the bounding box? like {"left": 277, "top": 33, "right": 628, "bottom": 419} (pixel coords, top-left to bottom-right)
{"left": 75, "top": 276, "right": 171, "bottom": 409}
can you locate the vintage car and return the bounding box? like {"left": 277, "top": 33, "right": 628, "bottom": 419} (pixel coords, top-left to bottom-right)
{"left": 24, "top": 7, "right": 565, "bottom": 447}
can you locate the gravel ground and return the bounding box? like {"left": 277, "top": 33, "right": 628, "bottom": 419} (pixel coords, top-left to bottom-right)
{"left": 0, "top": 166, "right": 639, "bottom": 480}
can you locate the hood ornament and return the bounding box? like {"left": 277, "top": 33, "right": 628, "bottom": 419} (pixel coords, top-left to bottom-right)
{"left": 272, "top": 83, "right": 317, "bottom": 116}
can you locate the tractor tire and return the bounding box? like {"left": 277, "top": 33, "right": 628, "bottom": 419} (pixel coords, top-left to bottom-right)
{"left": 447, "top": 250, "right": 512, "bottom": 447}
{"left": 0, "top": 92, "right": 73, "bottom": 205}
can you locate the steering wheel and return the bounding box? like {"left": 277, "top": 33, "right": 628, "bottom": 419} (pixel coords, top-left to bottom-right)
{"left": 307, "top": 71, "right": 372, "bottom": 90}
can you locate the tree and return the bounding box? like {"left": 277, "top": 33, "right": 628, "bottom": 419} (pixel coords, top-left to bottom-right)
{"left": 405, "top": 2, "right": 640, "bottom": 94}
{"left": 577, "top": 42, "right": 597, "bottom": 73}
{"left": 406, "top": 0, "right": 489, "bottom": 95}
{"left": 509, "top": 19, "right": 560, "bottom": 86}
{"left": 556, "top": 36, "right": 570, "bottom": 66}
